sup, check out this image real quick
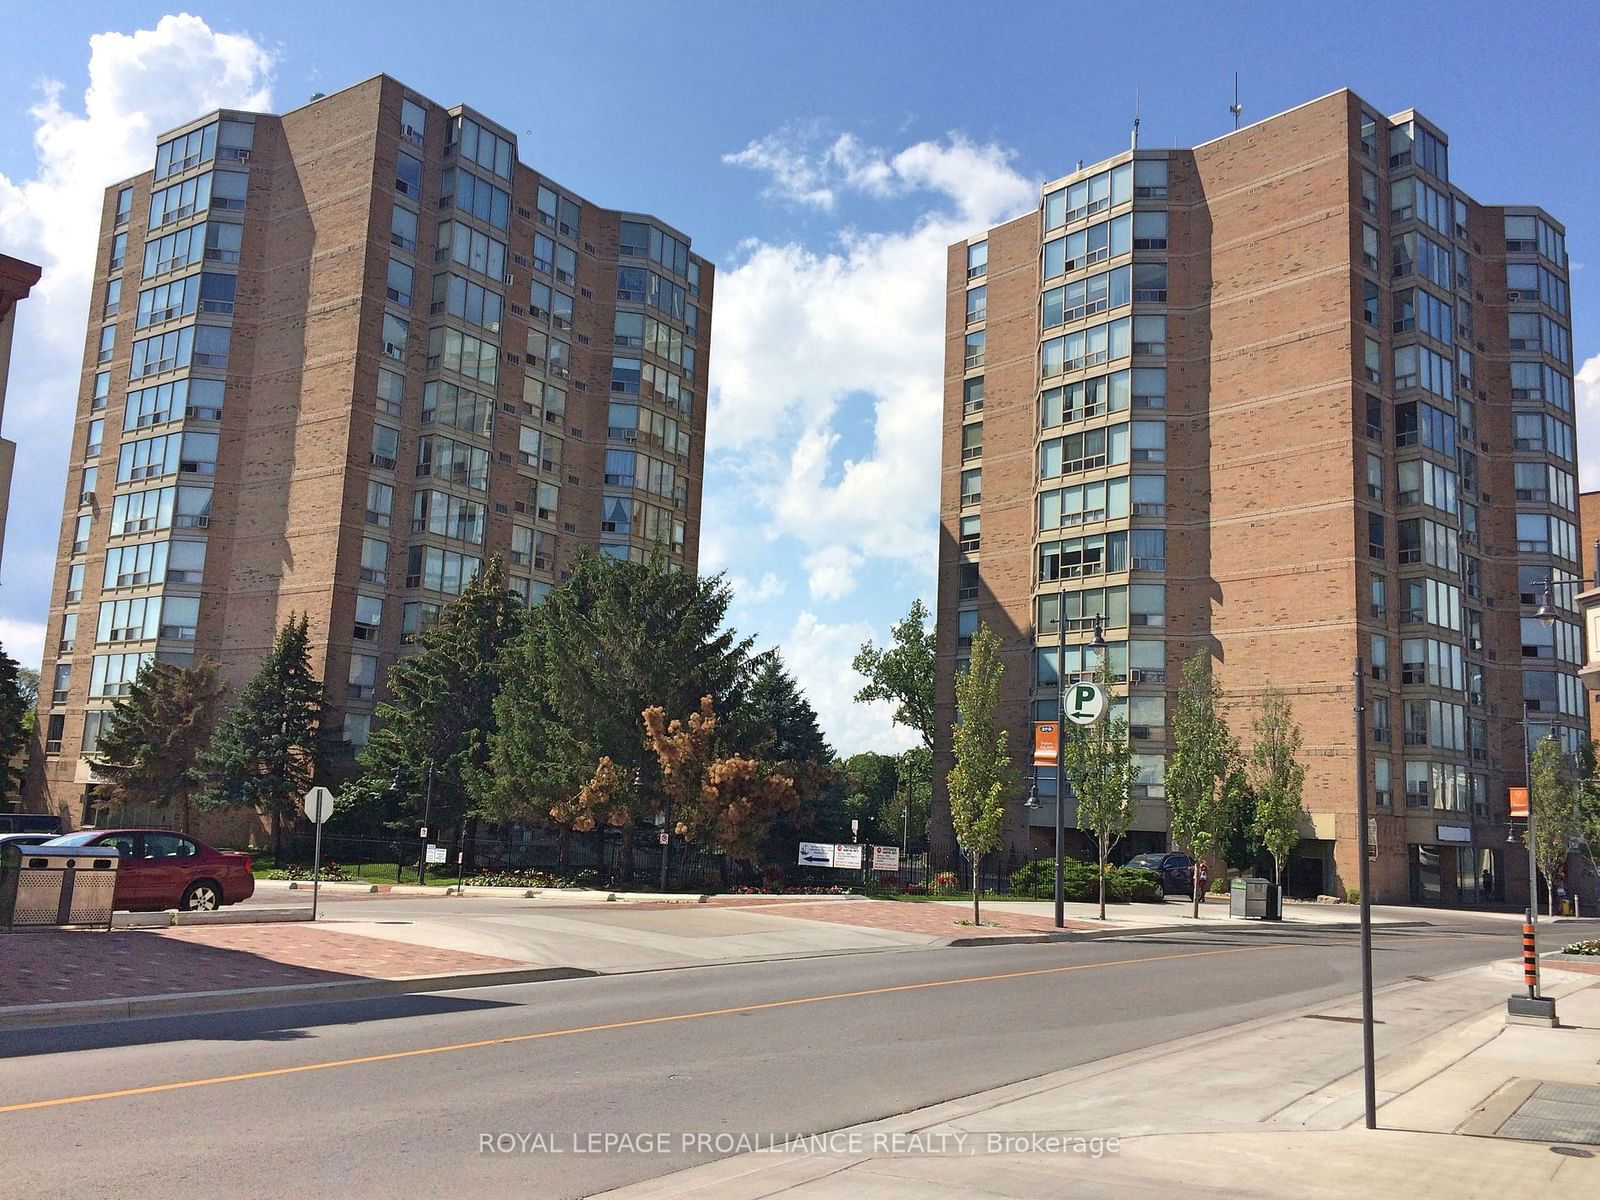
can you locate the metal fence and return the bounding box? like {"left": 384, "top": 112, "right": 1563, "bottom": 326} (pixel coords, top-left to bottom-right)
{"left": 254, "top": 828, "right": 1035, "bottom": 895}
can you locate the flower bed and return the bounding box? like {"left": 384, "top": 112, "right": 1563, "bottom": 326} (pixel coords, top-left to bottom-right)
{"left": 1562, "top": 939, "right": 1600, "bottom": 956}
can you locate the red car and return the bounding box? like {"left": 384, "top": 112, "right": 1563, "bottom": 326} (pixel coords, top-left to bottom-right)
{"left": 42, "top": 829, "right": 254, "bottom": 912}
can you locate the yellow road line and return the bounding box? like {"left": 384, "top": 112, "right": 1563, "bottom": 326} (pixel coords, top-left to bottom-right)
{"left": 1, "top": 943, "right": 1279, "bottom": 1115}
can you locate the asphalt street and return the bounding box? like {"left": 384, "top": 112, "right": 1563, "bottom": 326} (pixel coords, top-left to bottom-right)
{"left": 0, "top": 914, "right": 1585, "bottom": 1199}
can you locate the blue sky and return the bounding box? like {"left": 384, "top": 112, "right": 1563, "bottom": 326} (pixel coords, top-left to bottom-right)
{"left": 3, "top": 2, "right": 1599, "bottom": 755}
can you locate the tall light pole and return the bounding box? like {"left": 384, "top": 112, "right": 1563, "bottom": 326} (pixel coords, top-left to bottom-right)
{"left": 1353, "top": 659, "right": 1376, "bottom": 1130}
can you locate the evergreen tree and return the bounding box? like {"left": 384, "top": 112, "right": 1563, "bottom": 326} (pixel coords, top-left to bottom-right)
{"left": 947, "top": 623, "right": 1014, "bottom": 924}
{"left": 1248, "top": 689, "right": 1308, "bottom": 890}
{"left": 530, "top": 551, "right": 758, "bottom": 877}
{"left": 93, "top": 659, "right": 224, "bottom": 832}
{"left": 735, "top": 653, "right": 837, "bottom": 863}
{"left": 0, "top": 644, "right": 29, "bottom": 803}
{"left": 1165, "top": 650, "right": 1239, "bottom": 917}
{"left": 475, "top": 604, "right": 605, "bottom": 872}
{"left": 353, "top": 556, "right": 522, "bottom": 850}
{"left": 200, "top": 614, "right": 324, "bottom": 859}
{"left": 1065, "top": 658, "right": 1142, "bottom": 920}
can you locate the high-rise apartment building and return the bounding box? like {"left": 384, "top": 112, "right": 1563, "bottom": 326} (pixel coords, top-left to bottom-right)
{"left": 0, "top": 253, "right": 43, "bottom": 578}
{"left": 935, "top": 89, "right": 1579, "bottom": 907}
{"left": 29, "top": 75, "right": 712, "bottom": 829}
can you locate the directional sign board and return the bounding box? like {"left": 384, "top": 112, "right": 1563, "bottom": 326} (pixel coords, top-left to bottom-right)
{"left": 798, "top": 841, "right": 835, "bottom": 868}
{"left": 1064, "top": 682, "right": 1108, "bottom": 727}
{"left": 872, "top": 845, "right": 900, "bottom": 872}
{"left": 834, "top": 843, "right": 864, "bottom": 870}
{"left": 302, "top": 785, "right": 335, "bottom": 824}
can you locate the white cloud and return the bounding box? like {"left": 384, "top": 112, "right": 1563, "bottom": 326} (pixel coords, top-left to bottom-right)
{"left": 721, "top": 127, "right": 836, "bottom": 210}
{"left": 0, "top": 14, "right": 274, "bottom": 614}
{"left": 802, "top": 545, "right": 863, "bottom": 601}
{"left": 1577, "top": 353, "right": 1600, "bottom": 490}
{"left": 0, "top": 616, "right": 45, "bottom": 677}
{"left": 710, "top": 126, "right": 1035, "bottom": 585}
{"left": 780, "top": 610, "right": 920, "bottom": 759}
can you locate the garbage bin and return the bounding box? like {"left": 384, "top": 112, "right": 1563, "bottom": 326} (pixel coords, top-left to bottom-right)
{"left": 1230, "top": 876, "right": 1275, "bottom": 920}
{"left": 0, "top": 845, "right": 120, "bottom": 930}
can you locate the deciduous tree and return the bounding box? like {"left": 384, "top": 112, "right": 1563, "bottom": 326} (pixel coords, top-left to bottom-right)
{"left": 1165, "top": 650, "right": 1238, "bottom": 916}
{"left": 946, "top": 623, "right": 1013, "bottom": 924}
{"left": 1248, "top": 690, "right": 1307, "bottom": 890}
{"left": 645, "top": 697, "right": 798, "bottom": 867}
{"left": 93, "top": 659, "right": 224, "bottom": 832}
{"left": 1529, "top": 735, "right": 1579, "bottom": 917}
{"left": 1065, "top": 659, "right": 1142, "bottom": 919}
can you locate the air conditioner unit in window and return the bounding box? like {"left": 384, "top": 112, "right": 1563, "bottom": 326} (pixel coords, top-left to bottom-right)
{"left": 503, "top": 274, "right": 515, "bottom": 286}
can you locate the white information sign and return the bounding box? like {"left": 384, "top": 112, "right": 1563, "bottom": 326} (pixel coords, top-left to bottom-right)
{"left": 872, "top": 845, "right": 900, "bottom": 872}
{"left": 1064, "top": 682, "right": 1108, "bottom": 727}
{"left": 833, "top": 843, "right": 864, "bottom": 870}
{"left": 798, "top": 842, "right": 835, "bottom": 868}
{"left": 425, "top": 843, "right": 448, "bottom": 864}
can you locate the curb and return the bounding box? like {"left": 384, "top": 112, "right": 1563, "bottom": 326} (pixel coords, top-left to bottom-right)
{"left": 0, "top": 965, "right": 596, "bottom": 1033}
{"left": 112, "top": 908, "right": 315, "bottom": 928}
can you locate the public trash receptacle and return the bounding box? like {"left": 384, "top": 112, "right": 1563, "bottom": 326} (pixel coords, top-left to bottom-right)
{"left": 0, "top": 844, "right": 120, "bottom": 930}
{"left": 1230, "top": 876, "right": 1274, "bottom": 920}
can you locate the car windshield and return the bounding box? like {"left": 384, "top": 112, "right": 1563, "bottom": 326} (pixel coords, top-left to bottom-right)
{"left": 41, "top": 831, "right": 104, "bottom": 846}
{"left": 1128, "top": 854, "right": 1162, "bottom": 866}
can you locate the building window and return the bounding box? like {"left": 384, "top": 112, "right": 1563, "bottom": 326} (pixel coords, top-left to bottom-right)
{"left": 966, "top": 241, "right": 987, "bottom": 280}
{"left": 966, "top": 285, "right": 986, "bottom": 324}
{"left": 360, "top": 537, "right": 389, "bottom": 585}
{"left": 71, "top": 514, "right": 91, "bottom": 556}
{"left": 959, "top": 514, "right": 980, "bottom": 553}
{"left": 98, "top": 324, "right": 116, "bottom": 364}
{"left": 85, "top": 418, "right": 104, "bottom": 458}
{"left": 354, "top": 594, "right": 384, "bottom": 642}
{"left": 964, "top": 330, "right": 985, "bottom": 370}
{"left": 348, "top": 653, "right": 379, "bottom": 701}
{"left": 371, "top": 423, "right": 399, "bottom": 470}
{"left": 400, "top": 98, "right": 427, "bottom": 147}
{"left": 396, "top": 152, "right": 423, "bottom": 198}
{"left": 1367, "top": 513, "right": 1385, "bottom": 560}
{"left": 366, "top": 480, "right": 394, "bottom": 527}
{"left": 386, "top": 258, "right": 413, "bottom": 308}
{"left": 961, "top": 422, "right": 982, "bottom": 462}
{"left": 960, "top": 467, "right": 981, "bottom": 507}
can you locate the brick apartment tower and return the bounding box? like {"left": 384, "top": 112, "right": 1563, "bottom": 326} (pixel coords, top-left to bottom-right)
{"left": 29, "top": 75, "right": 713, "bottom": 831}
{"left": 935, "top": 89, "right": 1581, "bottom": 907}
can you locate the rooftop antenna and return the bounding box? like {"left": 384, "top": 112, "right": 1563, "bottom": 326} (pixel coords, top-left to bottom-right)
{"left": 1229, "top": 72, "right": 1243, "bottom": 131}
{"left": 1132, "top": 86, "right": 1142, "bottom": 150}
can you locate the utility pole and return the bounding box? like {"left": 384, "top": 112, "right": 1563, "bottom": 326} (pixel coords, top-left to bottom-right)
{"left": 1353, "top": 659, "right": 1376, "bottom": 1130}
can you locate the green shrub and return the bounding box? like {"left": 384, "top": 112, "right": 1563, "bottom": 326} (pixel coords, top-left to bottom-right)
{"left": 1005, "top": 859, "right": 1161, "bottom": 903}
{"left": 263, "top": 863, "right": 354, "bottom": 882}
{"left": 929, "top": 871, "right": 962, "bottom": 895}
{"left": 1208, "top": 877, "right": 1230, "bottom": 895}
{"left": 1345, "top": 887, "right": 1360, "bottom": 905}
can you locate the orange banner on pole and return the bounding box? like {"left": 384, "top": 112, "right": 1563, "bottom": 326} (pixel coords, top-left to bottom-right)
{"left": 1033, "top": 721, "right": 1059, "bottom": 767}
{"left": 1508, "top": 787, "right": 1530, "bottom": 818}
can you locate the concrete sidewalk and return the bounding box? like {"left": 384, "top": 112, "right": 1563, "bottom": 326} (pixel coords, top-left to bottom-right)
{"left": 598, "top": 958, "right": 1600, "bottom": 1198}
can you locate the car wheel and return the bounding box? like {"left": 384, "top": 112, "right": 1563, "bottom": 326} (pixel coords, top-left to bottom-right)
{"left": 181, "top": 881, "right": 222, "bottom": 911}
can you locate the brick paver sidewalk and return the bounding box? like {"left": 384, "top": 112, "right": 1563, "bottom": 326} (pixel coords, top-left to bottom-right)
{"left": 0, "top": 925, "right": 526, "bottom": 1008}
{"left": 722, "top": 897, "right": 1101, "bottom": 937}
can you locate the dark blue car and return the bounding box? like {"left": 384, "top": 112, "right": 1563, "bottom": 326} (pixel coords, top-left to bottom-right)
{"left": 1125, "top": 851, "right": 1202, "bottom": 896}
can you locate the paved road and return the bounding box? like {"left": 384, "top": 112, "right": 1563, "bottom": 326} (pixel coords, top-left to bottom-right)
{"left": 1, "top": 915, "right": 1583, "bottom": 1199}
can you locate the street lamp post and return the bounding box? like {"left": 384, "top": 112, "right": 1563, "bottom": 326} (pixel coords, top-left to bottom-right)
{"left": 418, "top": 762, "right": 434, "bottom": 886}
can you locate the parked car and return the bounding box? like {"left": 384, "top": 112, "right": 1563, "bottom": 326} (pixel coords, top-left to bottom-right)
{"left": 0, "top": 813, "right": 63, "bottom": 835}
{"left": 39, "top": 829, "right": 254, "bottom": 911}
{"left": 1125, "top": 851, "right": 1205, "bottom": 897}
{"left": 0, "top": 832, "right": 58, "bottom": 853}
